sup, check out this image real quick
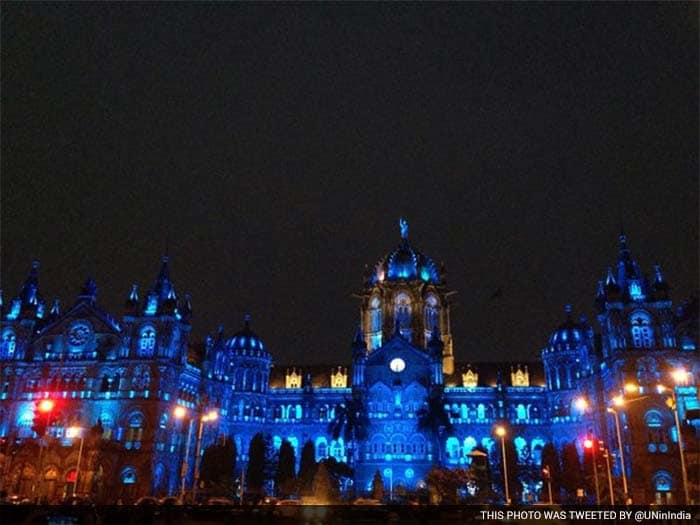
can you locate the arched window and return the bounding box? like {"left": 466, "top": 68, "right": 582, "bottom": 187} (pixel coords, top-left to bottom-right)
{"left": 477, "top": 404, "right": 486, "bottom": 421}
{"left": 317, "top": 440, "right": 328, "bottom": 460}
{"left": 138, "top": 326, "right": 157, "bottom": 357}
{"left": 394, "top": 293, "right": 412, "bottom": 340}
{"left": 424, "top": 295, "right": 439, "bottom": 339}
{"left": 369, "top": 296, "right": 382, "bottom": 350}
{"left": 1, "top": 329, "right": 17, "bottom": 359}
{"left": 630, "top": 311, "right": 654, "bottom": 348}
{"left": 125, "top": 413, "right": 144, "bottom": 450}
{"left": 516, "top": 404, "right": 528, "bottom": 421}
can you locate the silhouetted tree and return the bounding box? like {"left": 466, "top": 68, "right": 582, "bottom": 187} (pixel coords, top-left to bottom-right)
{"left": 247, "top": 433, "right": 266, "bottom": 493}
{"left": 312, "top": 461, "right": 337, "bottom": 503}
{"left": 561, "top": 441, "right": 583, "bottom": 499}
{"left": 541, "top": 442, "right": 561, "bottom": 502}
{"left": 275, "top": 440, "right": 296, "bottom": 496}
{"left": 200, "top": 435, "right": 237, "bottom": 497}
{"left": 298, "top": 440, "right": 317, "bottom": 495}
{"left": 371, "top": 470, "right": 384, "bottom": 500}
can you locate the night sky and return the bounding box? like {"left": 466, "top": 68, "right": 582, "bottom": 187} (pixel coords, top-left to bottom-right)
{"left": 2, "top": 3, "right": 698, "bottom": 366}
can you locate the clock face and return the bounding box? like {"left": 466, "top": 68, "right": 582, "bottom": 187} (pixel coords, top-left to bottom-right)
{"left": 389, "top": 357, "right": 406, "bottom": 373}
{"left": 68, "top": 323, "right": 91, "bottom": 348}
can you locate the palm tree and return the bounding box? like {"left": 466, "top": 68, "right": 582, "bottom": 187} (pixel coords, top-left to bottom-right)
{"left": 327, "top": 393, "right": 369, "bottom": 470}
{"left": 417, "top": 388, "right": 453, "bottom": 464}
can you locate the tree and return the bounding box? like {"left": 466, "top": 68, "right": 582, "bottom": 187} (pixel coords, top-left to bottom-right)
{"left": 322, "top": 457, "right": 353, "bottom": 496}
{"left": 371, "top": 470, "right": 384, "bottom": 500}
{"left": 200, "top": 435, "right": 237, "bottom": 497}
{"left": 425, "top": 466, "right": 472, "bottom": 504}
{"left": 275, "top": 440, "right": 296, "bottom": 496}
{"left": 298, "top": 440, "right": 317, "bottom": 496}
{"left": 328, "top": 393, "right": 369, "bottom": 469}
{"left": 247, "top": 433, "right": 266, "bottom": 493}
{"left": 263, "top": 434, "right": 278, "bottom": 493}
{"left": 417, "top": 388, "right": 454, "bottom": 464}
{"left": 312, "top": 460, "right": 338, "bottom": 503}
{"left": 560, "top": 441, "right": 583, "bottom": 499}
{"left": 541, "top": 442, "right": 561, "bottom": 502}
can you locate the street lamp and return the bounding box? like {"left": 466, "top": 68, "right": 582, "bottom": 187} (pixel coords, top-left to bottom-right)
{"left": 606, "top": 403, "right": 629, "bottom": 504}
{"left": 657, "top": 368, "right": 691, "bottom": 505}
{"left": 66, "top": 427, "right": 85, "bottom": 497}
{"left": 192, "top": 410, "right": 218, "bottom": 502}
{"left": 173, "top": 406, "right": 194, "bottom": 502}
{"left": 495, "top": 426, "right": 510, "bottom": 504}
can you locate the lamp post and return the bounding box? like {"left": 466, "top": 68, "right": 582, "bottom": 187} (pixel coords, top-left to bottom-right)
{"left": 600, "top": 442, "right": 614, "bottom": 505}
{"left": 658, "top": 369, "right": 691, "bottom": 505}
{"left": 33, "top": 398, "right": 55, "bottom": 500}
{"left": 495, "top": 426, "right": 510, "bottom": 504}
{"left": 174, "top": 406, "right": 218, "bottom": 503}
{"left": 607, "top": 396, "right": 629, "bottom": 504}
{"left": 173, "top": 406, "right": 194, "bottom": 502}
{"left": 66, "top": 427, "right": 84, "bottom": 497}
{"left": 192, "top": 410, "right": 218, "bottom": 502}
{"left": 583, "top": 437, "right": 600, "bottom": 505}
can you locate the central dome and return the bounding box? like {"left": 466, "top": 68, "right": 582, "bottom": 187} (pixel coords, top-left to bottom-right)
{"left": 370, "top": 218, "right": 441, "bottom": 284}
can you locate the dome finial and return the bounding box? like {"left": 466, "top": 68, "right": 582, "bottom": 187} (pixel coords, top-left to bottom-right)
{"left": 399, "top": 217, "right": 409, "bottom": 240}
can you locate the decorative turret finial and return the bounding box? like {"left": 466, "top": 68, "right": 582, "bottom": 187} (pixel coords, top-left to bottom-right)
{"left": 50, "top": 298, "right": 60, "bottom": 316}
{"left": 0, "top": 289, "right": 3, "bottom": 310}
{"left": 244, "top": 313, "right": 251, "bottom": 328}
{"left": 596, "top": 280, "right": 605, "bottom": 297}
{"left": 353, "top": 325, "right": 365, "bottom": 344}
{"left": 129, "top": 284, "right": 139, "bottom": 302}
{"left": 605, "top": 267, "right": 617, "bottom": 286}
{"left": 399, "top": 217, "right": 409, "bottom": 240}
{"left": 564, "top": 304, "right": 572, "bottom": 314}
{"left": 654, "top": 264, "right": 664, "bottom": 283}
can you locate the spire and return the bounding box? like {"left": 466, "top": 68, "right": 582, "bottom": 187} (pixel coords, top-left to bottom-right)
{"left": 129, "top": 284, "right": 139, "bottom": 302}
{"left": 399, "top": 217, "right": 409, "bottom": 240}
{"left": 152, "top": 255, "right": 172, "bottom": 301}
{"left": 352, "top": 325, "right": 367, "bottom": 357}
{"left": 605, "top": 267, "right": 617, "bottom": 286}
{"left": 653, "top": 264, "right": 664, "bottom": 284}
{"left": 0, "top": 289, "right": 3, "bottom": 311}
{"left": 19, "top": 260, "right": 40, "bottom": 304}
{"left": 243, "top": 313, "right": 251, "bottom": 330}
{"left": 596, "top": 280, "right": 605, "bottom": 298}
{"left": 180, "top": 292, "right": 192, "bottom": 321}
{"left": 50, "top": 298, "right": 60, "bottom": 316}
{"left": 78, "top": 277, "right": 98, "bottom": 304}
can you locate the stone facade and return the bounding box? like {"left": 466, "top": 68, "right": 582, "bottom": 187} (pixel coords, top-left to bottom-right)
{"left": 0, "top": 223, "right": 697, "bottom": 503}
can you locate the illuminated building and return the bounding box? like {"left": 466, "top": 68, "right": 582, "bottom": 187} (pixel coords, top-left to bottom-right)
{"left": 0, "top": 222, "right": 697, "bottom": 503}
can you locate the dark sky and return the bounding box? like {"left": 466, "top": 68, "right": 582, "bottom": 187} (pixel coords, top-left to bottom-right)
{"left": 2, "top": 3, "right": 698, "bottom": 366}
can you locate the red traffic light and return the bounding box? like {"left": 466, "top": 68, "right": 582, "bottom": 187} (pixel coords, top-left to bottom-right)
{"left": 38, "top": 399, "right": 55, "bottom": 413}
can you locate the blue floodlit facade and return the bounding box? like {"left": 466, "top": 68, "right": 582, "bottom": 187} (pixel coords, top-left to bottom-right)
{"left": 0, "top": 221, "right": 697, "bottom": 504}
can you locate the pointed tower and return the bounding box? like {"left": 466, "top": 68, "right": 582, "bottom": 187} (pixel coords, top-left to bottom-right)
{"left": 356, "top": 219, "right": 456, "bottom": 374}
{"left": 351, "top": 326, "right": 368, "bottom": 387}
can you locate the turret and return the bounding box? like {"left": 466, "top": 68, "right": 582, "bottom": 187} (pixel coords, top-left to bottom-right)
{"left": 352, "top": 326, "right": 367, "bottom": 387}
{"left": 427, "top": 324, "right": 444, "bottom": 386}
